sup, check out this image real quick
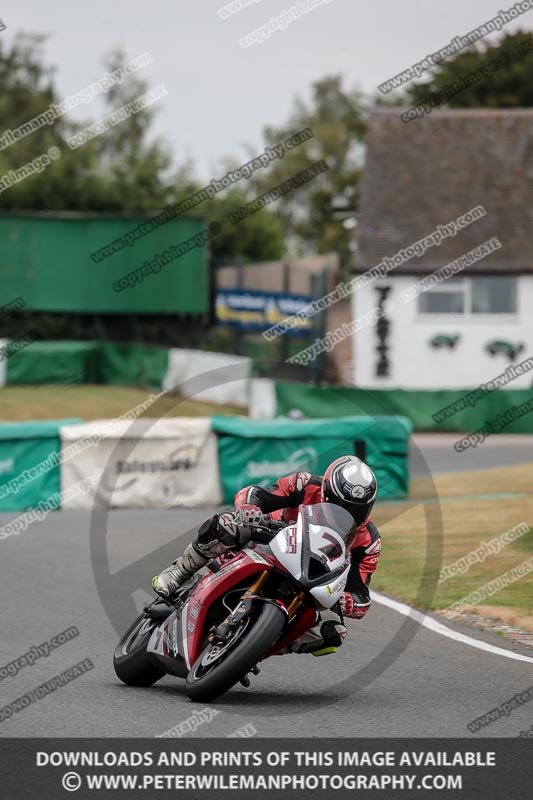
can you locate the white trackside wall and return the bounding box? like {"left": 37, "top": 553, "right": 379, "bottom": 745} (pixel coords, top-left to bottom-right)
{"left": 0, "top": 340, "right": 8, "bottom": 388}
{"left": 351, "top": 275, "right": 533, "bottom": 389}
{"left": 163, "top": 349, "right": 251, "bottom": 406}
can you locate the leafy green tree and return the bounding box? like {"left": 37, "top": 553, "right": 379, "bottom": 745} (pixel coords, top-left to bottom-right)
{"left": 405, "top": 31, "right": 533, "bottom": 108}
{"left": 0, "top": 37, "right": 173, "bottom": 211}
{"left": 86, "top": 48, "right": 173, "bottom": 210}
{"left": 166, "top": 165, "right": 285, "bottom": 262}
{"left": 0, "top": 35, "right": 284, "bottom": 262}
{"left": 249, "top": 75, "right": 366, "bottom": 277}
{"left": 0, "top": 33, "right": 70, "bottom": 208}
{"left": 205, "top": 190, "right": 284, "bottom": 262}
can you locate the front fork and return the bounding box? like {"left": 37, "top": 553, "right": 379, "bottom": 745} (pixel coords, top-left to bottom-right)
{"left": 209, "top": 570, "right": 305, "bottom": 644}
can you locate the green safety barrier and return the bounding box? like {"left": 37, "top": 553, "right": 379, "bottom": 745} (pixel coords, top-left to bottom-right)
{"left": 5, "top": 341, "right": 168, "bottom": 387}
{"left": 212, "top": 415, "right": 412, "bottom": 504}
{"left": 6, "top": 341, "right": 101, "bottom": 385}
{"left": 274, "top": 382, "right": 533, "bottom": 434}
{"left": 0, "top": 419, "right": 81, "bottom": 511}
{"left": 98, "top": 342, "right": 169, "bottom": 388}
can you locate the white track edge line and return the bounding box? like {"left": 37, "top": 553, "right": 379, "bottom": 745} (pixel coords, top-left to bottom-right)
{"left": 373, "top": 591, "right": 533, "bottom": 664}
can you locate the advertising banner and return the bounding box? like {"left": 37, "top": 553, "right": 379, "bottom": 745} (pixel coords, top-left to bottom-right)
{"left": 215, "top": 289, "right": 312, "bottom": 335}
{"left": 60, "top": 417, "right": 222, "bottom": 509}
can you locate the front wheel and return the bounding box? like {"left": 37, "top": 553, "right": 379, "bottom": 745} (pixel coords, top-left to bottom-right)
{"left": 186, "top": 602, "right": 285, "bottom": 702}
{"left": 113, "top": 610, "right": 166, "bottom": 687}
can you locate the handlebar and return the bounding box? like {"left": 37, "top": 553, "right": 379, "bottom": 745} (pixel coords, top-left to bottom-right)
{"left": 239, "top": 515, "right": 287, "bottom": 545}
{"left": 252, "top": 515, "right": 287, "bottom": 533}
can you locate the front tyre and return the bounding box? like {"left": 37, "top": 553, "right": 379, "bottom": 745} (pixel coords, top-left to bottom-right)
{"left": 186, "top": 602, "right": 285, "bottom": 702}
{"left": 113, "top": 611, "right": 166, "bottom": 687}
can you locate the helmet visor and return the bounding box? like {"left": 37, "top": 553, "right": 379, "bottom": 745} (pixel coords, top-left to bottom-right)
{"left": 333, "top": 496, "right": 374, "bottom": 528}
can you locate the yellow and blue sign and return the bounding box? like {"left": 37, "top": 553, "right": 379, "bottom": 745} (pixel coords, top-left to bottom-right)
{"left": 216, "top": 289, "right": 312, "bottom": 334}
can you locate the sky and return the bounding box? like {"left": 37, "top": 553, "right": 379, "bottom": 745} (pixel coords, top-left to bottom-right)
{"left": 4, "top": 0, "right": 533, "bottom": 180}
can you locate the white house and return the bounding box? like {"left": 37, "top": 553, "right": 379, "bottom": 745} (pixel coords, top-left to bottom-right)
{"left": 352, "top": 108, "right": 533, "bottom": 390}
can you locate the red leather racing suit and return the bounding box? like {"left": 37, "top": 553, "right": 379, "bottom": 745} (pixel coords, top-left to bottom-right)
{"left": 235, "top": 471, "right": 382, "bottom": 619}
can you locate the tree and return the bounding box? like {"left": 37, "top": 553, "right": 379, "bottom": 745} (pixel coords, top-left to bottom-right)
{"left": 166, "top": 168, "right": 285, "bottom": 263}
{"left": 248, "top": 75, "right": 366, "bottom": 278}
{"left": 205, "top": 190, "right": 284, "bottom": 263}
{"left": 0, "top": 34, "right": 284, "bottom": 262}
{"left": 87, "top": 48, "right": 173, "bottom": 210}
{"left": 0, "top": 33, "right": 72, "bottom": 209}
{"left": 0, "top": 37, "right": 176, "bottom": 211}
{"left": 404, "top": 30, "right": 533, "bottom": 109}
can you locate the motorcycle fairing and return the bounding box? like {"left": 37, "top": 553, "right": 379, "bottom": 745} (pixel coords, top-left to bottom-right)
{"left": 176, "top": 551, "right": 276, "bottom": 668}
{"left": 269, "top": 504, "right": 352, "bottom": 609}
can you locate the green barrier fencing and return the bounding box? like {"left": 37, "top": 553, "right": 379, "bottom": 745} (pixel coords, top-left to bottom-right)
{"left": 275, "top": 382, "right": 533, "bottom": 434}
{"left": 212, "top": 415, "right": 412, "bottom": 504}
{"left": 98, "top": 343, "right": 168, "bottom": 388}
{"left": 0, "top": 414, "right": 411, "bottom": 512}
{"left": 0, "top": 419, "right": 81, "bottom": 511}
{"left": 5, "top": 341, "right": 168, "bottom": 387}
{"left": 6, "top": 341, "right": 101, "bottom": 385}
{"left": 0, "top": 214, "right": 208, "bottom": 314}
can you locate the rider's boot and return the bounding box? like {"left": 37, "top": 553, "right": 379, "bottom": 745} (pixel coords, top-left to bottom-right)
{"left": 294, "top": 620, "right": 348, "bottom": 656}
{"left": 152, "top": 512, "right": 248, "bottom": 600}
{"left": 152, "top": 542, "right": 208, "bottom": 599}
{"left": 277, "top": 616, "right": 347, "bottom": 657}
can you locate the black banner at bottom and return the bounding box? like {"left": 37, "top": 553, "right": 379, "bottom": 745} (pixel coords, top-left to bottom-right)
{"left": 2, "top": 738, "right": 532, "bottom": 799}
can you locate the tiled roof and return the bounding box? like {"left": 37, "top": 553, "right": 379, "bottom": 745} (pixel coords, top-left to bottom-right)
{"left": 355, "top": 108, "right": 533, "bottom": 274}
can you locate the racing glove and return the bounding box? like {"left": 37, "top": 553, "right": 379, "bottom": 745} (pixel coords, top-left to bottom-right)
{"left": 339, "top": 591, "right": 370, "bottom": 620}
{"left": 234, "top": 504, "right": 263, "bottom": 527}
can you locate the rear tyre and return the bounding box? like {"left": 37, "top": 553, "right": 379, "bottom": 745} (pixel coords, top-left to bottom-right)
{"left": 113, "top": 611, "right": 166, "bottom": 687}
{"left": 186, "top": 602, "right": 285, "bottom": 702}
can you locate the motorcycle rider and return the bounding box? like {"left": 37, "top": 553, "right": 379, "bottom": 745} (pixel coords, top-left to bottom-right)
{"left": 152, "top": 455, "right": 381, "bottom": 657}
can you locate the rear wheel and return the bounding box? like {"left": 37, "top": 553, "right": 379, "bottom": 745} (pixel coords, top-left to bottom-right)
{"left": 113, "top": 609, "right": 166, "bottom": 687}
{"left": 186, "top": 602, "right": 285, "bottom": 702}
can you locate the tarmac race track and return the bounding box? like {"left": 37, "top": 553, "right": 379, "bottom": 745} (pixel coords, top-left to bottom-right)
{"left": 1, "top": 504, "right": 532, "bottom": 739}
{"left": 410, "top": 433, "right": 533, "bottom": 475}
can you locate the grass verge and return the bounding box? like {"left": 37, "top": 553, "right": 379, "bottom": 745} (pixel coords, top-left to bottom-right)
{"left": 372, "top": 462, "right": 533, "bottom": 633}
{"left": 0, "top": 385, "right": 244, "bottom": 421}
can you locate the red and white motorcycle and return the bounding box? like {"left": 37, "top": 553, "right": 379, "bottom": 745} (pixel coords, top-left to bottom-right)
{"left": 113, "top": 502, "right": 355, "bottom": 702}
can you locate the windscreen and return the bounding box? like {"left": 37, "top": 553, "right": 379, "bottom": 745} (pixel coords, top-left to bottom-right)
{"left": 302, "top": 502, "right": 356, "bottom": 548}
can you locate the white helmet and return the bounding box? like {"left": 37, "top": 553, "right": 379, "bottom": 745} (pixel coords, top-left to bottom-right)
{"left": 321, "top": 455, "right": 377, "bottom": 526}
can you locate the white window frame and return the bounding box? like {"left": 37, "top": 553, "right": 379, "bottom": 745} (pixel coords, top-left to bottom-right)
{"left": 417, "top": 275, "right": 518, "bottom": 318}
